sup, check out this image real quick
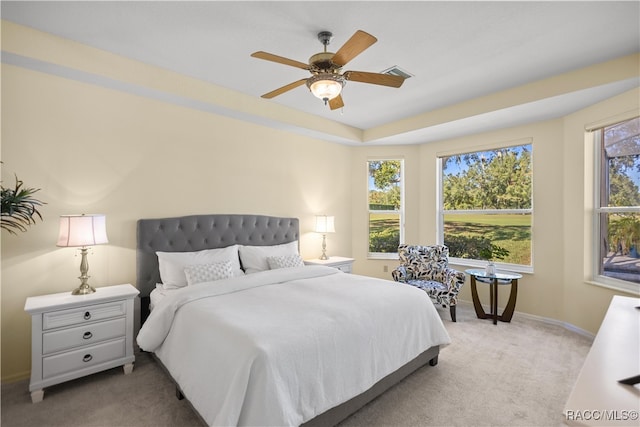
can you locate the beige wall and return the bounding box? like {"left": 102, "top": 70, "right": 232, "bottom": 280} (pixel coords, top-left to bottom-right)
{"left": 1, "top": 64, "right": 352, "bottom": 382}
{"left": 351, "top": 89, "right": 640, "bottom": 334}
{"left": 420, "top": 120, "right": 568, "bottom": 322}
{"left": 351, "top": 121, "right": 568, "bottom": 323}
{"left": 561, "top": 90, "right": 640, "bottom": 330}
{"left": 2, "top": 21, "right": 639, "bottom": 382}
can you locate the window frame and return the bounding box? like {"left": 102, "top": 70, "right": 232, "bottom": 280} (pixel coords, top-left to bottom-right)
{"left": 367, "top": 158, "right": 405, "bottom": 260}
{"left": 591, "top": 121, "right": 640, "bottom": 294}
{"left": 436, "top": 142, "right": 534, "bottom": 274}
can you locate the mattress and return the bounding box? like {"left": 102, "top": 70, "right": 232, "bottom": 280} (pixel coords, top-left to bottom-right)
{"left": 138, "top": 265, "right": 450, "bottom": 426}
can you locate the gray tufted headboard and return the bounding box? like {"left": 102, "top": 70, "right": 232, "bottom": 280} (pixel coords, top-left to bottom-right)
{"left": 136, "top": 214, "right": 299, "bottom": 318}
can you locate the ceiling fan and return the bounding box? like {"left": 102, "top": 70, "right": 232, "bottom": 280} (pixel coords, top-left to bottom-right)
{"left": 251, "top": 30, "right": 406, "bottom": 110}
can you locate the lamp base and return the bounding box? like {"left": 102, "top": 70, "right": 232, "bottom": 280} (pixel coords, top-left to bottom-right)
{"left": 72, "top": 284, "right": 96, "bottom": 295}
{"left": 320, "top": 233, "right": 329, "bottom": 260}
{"left": 72, "top": 247, "right": 96, "bottom": 295}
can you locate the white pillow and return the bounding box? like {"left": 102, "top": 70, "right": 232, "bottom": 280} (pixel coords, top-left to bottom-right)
{"left": 239, "top": 241, "right": 299, "bottom": 274}
{"left": 156, "top": 245, "right": 243, "bottom": 289}
{"left": 267, "top": 254, "right": 305, "bottom": 270}
{"left": 184, "top": 261, "right": 234, "bottom": 286}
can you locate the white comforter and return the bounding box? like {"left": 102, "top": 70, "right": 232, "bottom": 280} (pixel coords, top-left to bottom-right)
{"left": 137, "top": 266, "right": 450, "bottom": 426}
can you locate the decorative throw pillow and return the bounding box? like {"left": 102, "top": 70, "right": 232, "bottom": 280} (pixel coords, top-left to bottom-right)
{"left": 184, "top": 261, "right": 234, "bottom": 286}
{"left": 267, "top": 254, "right": 305, "bottom": 270}
{"left": 239, "top": 241, "right": 299, "bottom": 274}
{"left": 156, "top": 245, "right": 243, "bottom": 289}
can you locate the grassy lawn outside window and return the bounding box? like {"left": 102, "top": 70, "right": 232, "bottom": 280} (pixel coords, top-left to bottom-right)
{"left": 368, "top": 159, "right": 404, "bottom": 258}
{"left": 438, "top": 143, "right": 533, "bottom": 272}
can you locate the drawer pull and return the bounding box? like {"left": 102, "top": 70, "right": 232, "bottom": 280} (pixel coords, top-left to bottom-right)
{"left": 82, "top": 331, "right": 93, "bottom": 340}
{"left": 84, "top": 311, "right": 91, "bottom": 320}
{"left": 82, "top": 354, "right": 93, "bottom": 363}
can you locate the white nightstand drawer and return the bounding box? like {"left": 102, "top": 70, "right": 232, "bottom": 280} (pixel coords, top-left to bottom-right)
{"left": 42, "top": 317, "right": 126, "bottom": 355}
{"left": 43, "top": 300, "right": 127, "bottom": 330}
{"left": 42, "top": 338, "right": 126, "bottom": 379}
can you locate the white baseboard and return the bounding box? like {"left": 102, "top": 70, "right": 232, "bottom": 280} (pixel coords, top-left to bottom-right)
{"left": 456, "top": 300, "right": 595, "bottom": 340}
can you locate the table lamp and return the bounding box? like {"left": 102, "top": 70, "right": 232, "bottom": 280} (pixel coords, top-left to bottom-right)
{"left": 314, "top": 215, "right": 335, "bottom": 260}
{"left": 56, "top": 214, "right": 108, "bottom": 295}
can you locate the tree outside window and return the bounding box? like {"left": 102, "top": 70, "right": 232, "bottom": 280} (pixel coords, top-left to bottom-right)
{"left": 596, "top": 116, "right": 640, "bottom": 286}
{"left": 439, "top": 144, "right": 532, "bottom": 267}
{"left": 368, "top": 160, "right": 403, "bottom": 257}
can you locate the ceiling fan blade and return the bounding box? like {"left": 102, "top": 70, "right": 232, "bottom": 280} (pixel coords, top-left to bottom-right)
{"left": 331, "top": 30, "right": 377, "bottom": 67}
{"left": 261, "top": 79, "right": 308, "bottom": 99}
{"left": 251, "top": 51, "right": 310, "bottom": 70}
{"left": 329, "top": 95, "right": 344, "bottom": 110}
{"left": 344, "top": 71, "right": 405, "bottom": 88}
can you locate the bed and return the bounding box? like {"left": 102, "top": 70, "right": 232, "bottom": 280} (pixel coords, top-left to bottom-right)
{"left": 135, "top": 214, "right": 450, "bottom": 426}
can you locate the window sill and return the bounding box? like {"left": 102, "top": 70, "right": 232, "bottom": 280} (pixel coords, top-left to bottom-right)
{"left": 586, "top": 276, "right": 640, "bottom": 296}
{"left": 367, "top": 253, "right": 399, "bottom": 260}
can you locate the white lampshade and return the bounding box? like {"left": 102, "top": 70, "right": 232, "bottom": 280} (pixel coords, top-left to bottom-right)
{"left": 314, "top": 215, "right": 335, "bottom": 233}
{"left": 57, "top": 214, "right": 108, "bottom": 247}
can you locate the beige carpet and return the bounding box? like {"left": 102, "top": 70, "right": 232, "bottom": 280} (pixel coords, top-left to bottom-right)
{"left": 1, "top": 303, "right": 592, "bottom": 427}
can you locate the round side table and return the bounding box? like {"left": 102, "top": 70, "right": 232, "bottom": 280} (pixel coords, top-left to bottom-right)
{"left": 465, "top": 269, "right": 522, "bottom": 325}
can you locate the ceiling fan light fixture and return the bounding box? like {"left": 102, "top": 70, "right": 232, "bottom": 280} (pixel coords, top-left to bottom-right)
{"left": 253, "top": 30, "right": 401, "bottom": 109}
{"left": 307, "top": 74, "right": 344, "bottom": 104}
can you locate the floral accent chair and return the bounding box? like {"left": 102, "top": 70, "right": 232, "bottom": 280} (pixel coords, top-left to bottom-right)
{"left": 392, "top": 244, "right": 465, "bottom": 322}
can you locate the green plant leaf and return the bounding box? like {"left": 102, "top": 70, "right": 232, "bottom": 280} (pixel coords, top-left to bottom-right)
{"left": 1, "top": 174, "right": 46, "bottom": 235}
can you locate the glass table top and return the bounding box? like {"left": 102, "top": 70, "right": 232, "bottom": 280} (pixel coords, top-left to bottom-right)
{"left": 465, "top": 269, "right": 523, "bottom": 280}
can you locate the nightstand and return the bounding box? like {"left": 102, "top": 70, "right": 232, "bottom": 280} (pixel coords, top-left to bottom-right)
{"left": 305, "top": 256, "right": 355, "bottom": 273}
{"left": 24, "top": 284, "right": 139, "bottom": 403}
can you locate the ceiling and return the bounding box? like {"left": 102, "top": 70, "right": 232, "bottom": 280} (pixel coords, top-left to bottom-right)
{"left": 2, "top": 1, "right": 639, "bottom": 145}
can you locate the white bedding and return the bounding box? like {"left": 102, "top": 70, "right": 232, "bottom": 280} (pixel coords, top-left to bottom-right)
{"left": 137, "top": 265, "right": 451, "bottom": 426}
{"left": 149, "top": 284, "right": 171, "bottom": 311}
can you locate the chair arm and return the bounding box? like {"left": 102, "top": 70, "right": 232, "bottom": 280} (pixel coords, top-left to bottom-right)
{"left": 442, "top": 268, "right": 466, "bottom": 295}
{"left": 392, "top": 265, "right": 414, "bottom": 282}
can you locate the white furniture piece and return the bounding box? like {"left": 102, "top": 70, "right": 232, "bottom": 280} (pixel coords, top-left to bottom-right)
{"left": 563, "top": 295, "right": 640, "bottom": 426}
{"left": 24, "top": 284, "right": 139, "bottom": 403}
{"left": 305, "top": 256, "right": 354, "bottom": 273}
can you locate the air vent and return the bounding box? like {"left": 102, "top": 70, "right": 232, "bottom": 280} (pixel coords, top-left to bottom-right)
{"left": 381, "top": 65, "right": 413, "bottom": 79}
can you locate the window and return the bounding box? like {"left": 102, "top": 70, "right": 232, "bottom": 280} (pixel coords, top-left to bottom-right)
{"left": 368, "top": 159, "right": 404, "bottom": 258}
{"left": 438, "top": 143, "right": 533, "bottom": 271}
{"left": 594, "top": 116, "right": 640, "bottom": 290}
